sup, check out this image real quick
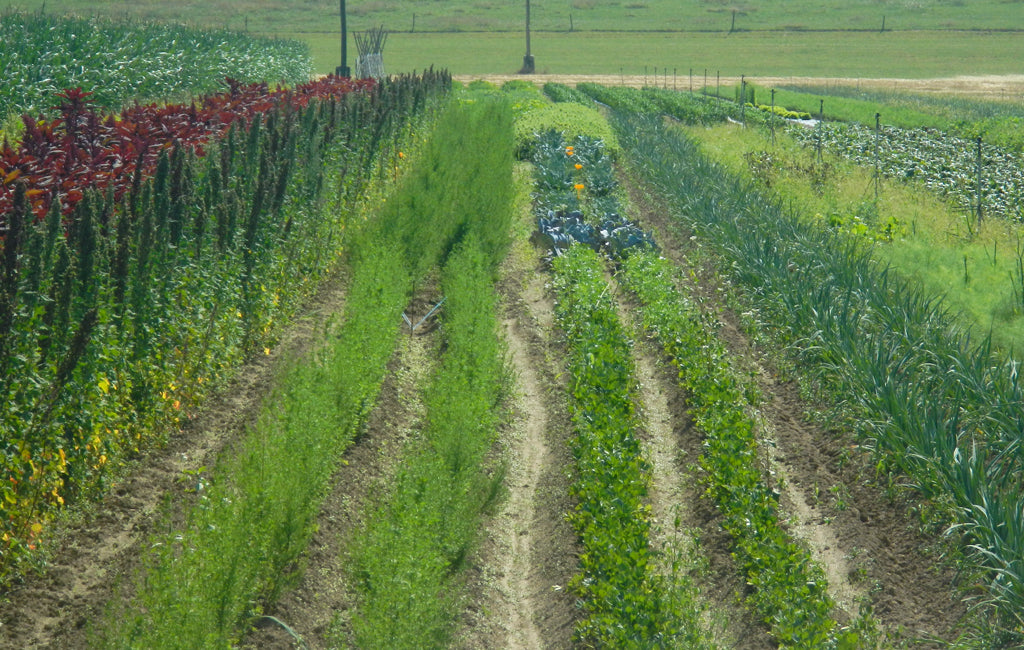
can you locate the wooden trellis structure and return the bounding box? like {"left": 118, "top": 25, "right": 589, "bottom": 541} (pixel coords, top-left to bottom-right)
{"left": 355, "top": 26, "right": 387, "bottom": 80}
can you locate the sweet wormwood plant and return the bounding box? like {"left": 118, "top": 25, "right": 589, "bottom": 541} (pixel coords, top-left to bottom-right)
{"left": 349, "top": 237, "right": 510, "bottom": 649}
{"left": 343, "top": 97, "right": 514, "bottom": 649}
{"left": 107, "top": 237, "right": 413, "bottom": 649}
{"left": 615, "top": 111, "right": 1024, "bottom": 645}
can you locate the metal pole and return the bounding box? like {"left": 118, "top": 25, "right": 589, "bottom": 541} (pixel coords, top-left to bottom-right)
{"left": 522, "top": 0, "right": 535, "bottom": 73}
{"left": 337, "top": 0, "right": 350, "bottom": 77}
{"left": 976, "top": 136, "right": 984, "bottom": 226}
{"left": 874, "top": 112, "right": 881, "bottom": 202}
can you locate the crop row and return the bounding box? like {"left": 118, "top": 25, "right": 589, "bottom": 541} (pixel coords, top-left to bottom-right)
{"left": 615, "top": 110, "right": 1024, "bottom": 643}
{"left": 618, "top": 250, "right": 849, "bottom": 647}
{"left": 103, "top": 94, "right": 501, "bottom": 647}
{"left": 0, "top": 11, "right": 310, "bottom": 121}
{"left": 788, "top": 121, "right": 1024, "bottom": 221}
{"left": 0, "top": 70, "right": 451, "bottom": 581}
{"left": 347, "top": 99, "right": 515, "bottom": 648}
{"left": 525, "top": 116, "right": 715, "bottom": 646}
{"left": 536, "top": 90, "right": 846, "bottom": 644}
{"left": 551, "top": 243, "right": 686, "bottom": 646}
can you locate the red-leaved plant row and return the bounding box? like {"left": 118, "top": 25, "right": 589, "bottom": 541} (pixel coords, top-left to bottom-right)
{"left": 0, "top": 75, "right": 377, "bottom": 226}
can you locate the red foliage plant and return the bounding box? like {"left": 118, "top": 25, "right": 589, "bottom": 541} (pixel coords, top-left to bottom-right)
{"left": 0, "top": 76, "right": 376, "bottom": 227}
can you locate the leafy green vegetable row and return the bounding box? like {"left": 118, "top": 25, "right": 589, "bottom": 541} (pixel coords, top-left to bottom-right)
{"left": 551, "top": 243, "right": 686, "bottom": 646}
{"left": 619, "top": 250, "right": 848, "bottom": 648}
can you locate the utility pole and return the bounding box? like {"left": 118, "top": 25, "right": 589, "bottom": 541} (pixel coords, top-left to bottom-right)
{"left": 521, "top": 0, "right": 535, "bottom": 73}
{"left": 337, "top": 0, "right": 351, "bottom": 77}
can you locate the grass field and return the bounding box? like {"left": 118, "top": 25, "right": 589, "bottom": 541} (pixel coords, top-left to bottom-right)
{"left": 10, "top": 0, "right": 1024, "bottom": 33}
{"left": 297, "top": 30, "right": 1024, "bottom": 78}
{"left": 7, "top": 0, "right": 1024, "bottom": 79}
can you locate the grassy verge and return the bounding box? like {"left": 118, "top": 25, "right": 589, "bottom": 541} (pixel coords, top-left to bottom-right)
{"left": 290, "top": 30, "right": 1024, "bottom": 78}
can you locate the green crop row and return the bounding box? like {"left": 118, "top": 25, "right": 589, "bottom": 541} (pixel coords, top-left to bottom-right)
{"left": 349, "top": 237, "right": 510, "bottom": 648}
{"left": 102, "top": 92, "right": 503, "bottom": 648}
{"left": 755, "top": 84, "right": 1024, "bottom": 153}
{"left": 344, "top": 98, "right": 515, "bottom": 648}
{"left": 0, "top": 11, "right": 310, "bottom": 123}
{"left": 542, "top": 82, "right": 594, "bottom": 106}
{"left": 104, "top": 238, "right": 412, "bottom": 648}
{"left": 614, "top": 110, "right": 1024, "bottom": 645}
{"left": 0, "top": 72, "right": 450, "bottom": 584}
{"left": 576, "top": 83, "right": 768, "bottom": 129}
{"left": 619, "top": 250, "right": 851, "bottom": 648}
{"left": 551, "top": 243, "right": 691, "bottom": 647}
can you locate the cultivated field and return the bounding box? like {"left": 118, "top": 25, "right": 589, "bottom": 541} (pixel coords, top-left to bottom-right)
{"left": 4, "top": 4, "right": 1024, "bottom": 649}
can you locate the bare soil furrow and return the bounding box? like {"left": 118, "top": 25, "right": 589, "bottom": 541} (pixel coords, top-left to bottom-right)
{"left": 457, "top": 264, "right": 579, "bottom": 650}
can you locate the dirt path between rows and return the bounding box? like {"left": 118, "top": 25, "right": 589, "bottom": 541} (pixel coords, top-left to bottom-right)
{"left": 455, "top": 233, "right": 580, "bottom": 649}
{"left": 0, "top": 269, "right": 352, "bottom": 649}
{"left": 624, "top": 169, "right": 969, "bottom": 643}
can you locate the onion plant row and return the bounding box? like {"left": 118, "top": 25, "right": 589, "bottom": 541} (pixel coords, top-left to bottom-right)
{"left": 0, "top": 71, "right": 451, "bottom": 584}
{"left": 614, "top": 110, "right": 1024, "bottom": 644}
{"left": 0, "top": 10, "right": 310, "bottom": 124}
{"left": 344, "top": 99, "right": 516, "bottom": 648}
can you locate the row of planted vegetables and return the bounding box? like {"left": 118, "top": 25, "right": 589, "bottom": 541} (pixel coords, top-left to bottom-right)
{"left": 585, "top": 87, "right": 1024, "bottom": 642}
{"left": 531, "top": 79, "right": 1024, "bottom": 645}
{"left": 527, "top": 105, "right": 870, "bottom": 644}
{"left": 0, "top": 11, "right": 311, "bottom": 122}
{"left": 0, "top": 68, "right": 451, "bottom": 580}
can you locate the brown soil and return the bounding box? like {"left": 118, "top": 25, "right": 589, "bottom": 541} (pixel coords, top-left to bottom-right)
{"left": 454, "top": 218, "right": 580, "bottom": 649}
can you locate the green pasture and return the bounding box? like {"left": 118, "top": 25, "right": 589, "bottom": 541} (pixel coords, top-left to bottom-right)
{"left": 294, "top": 31, "right": 1024, "bottom": 79}
{"left": 9, "top": 0, "right": 1024, "bottom": 34}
